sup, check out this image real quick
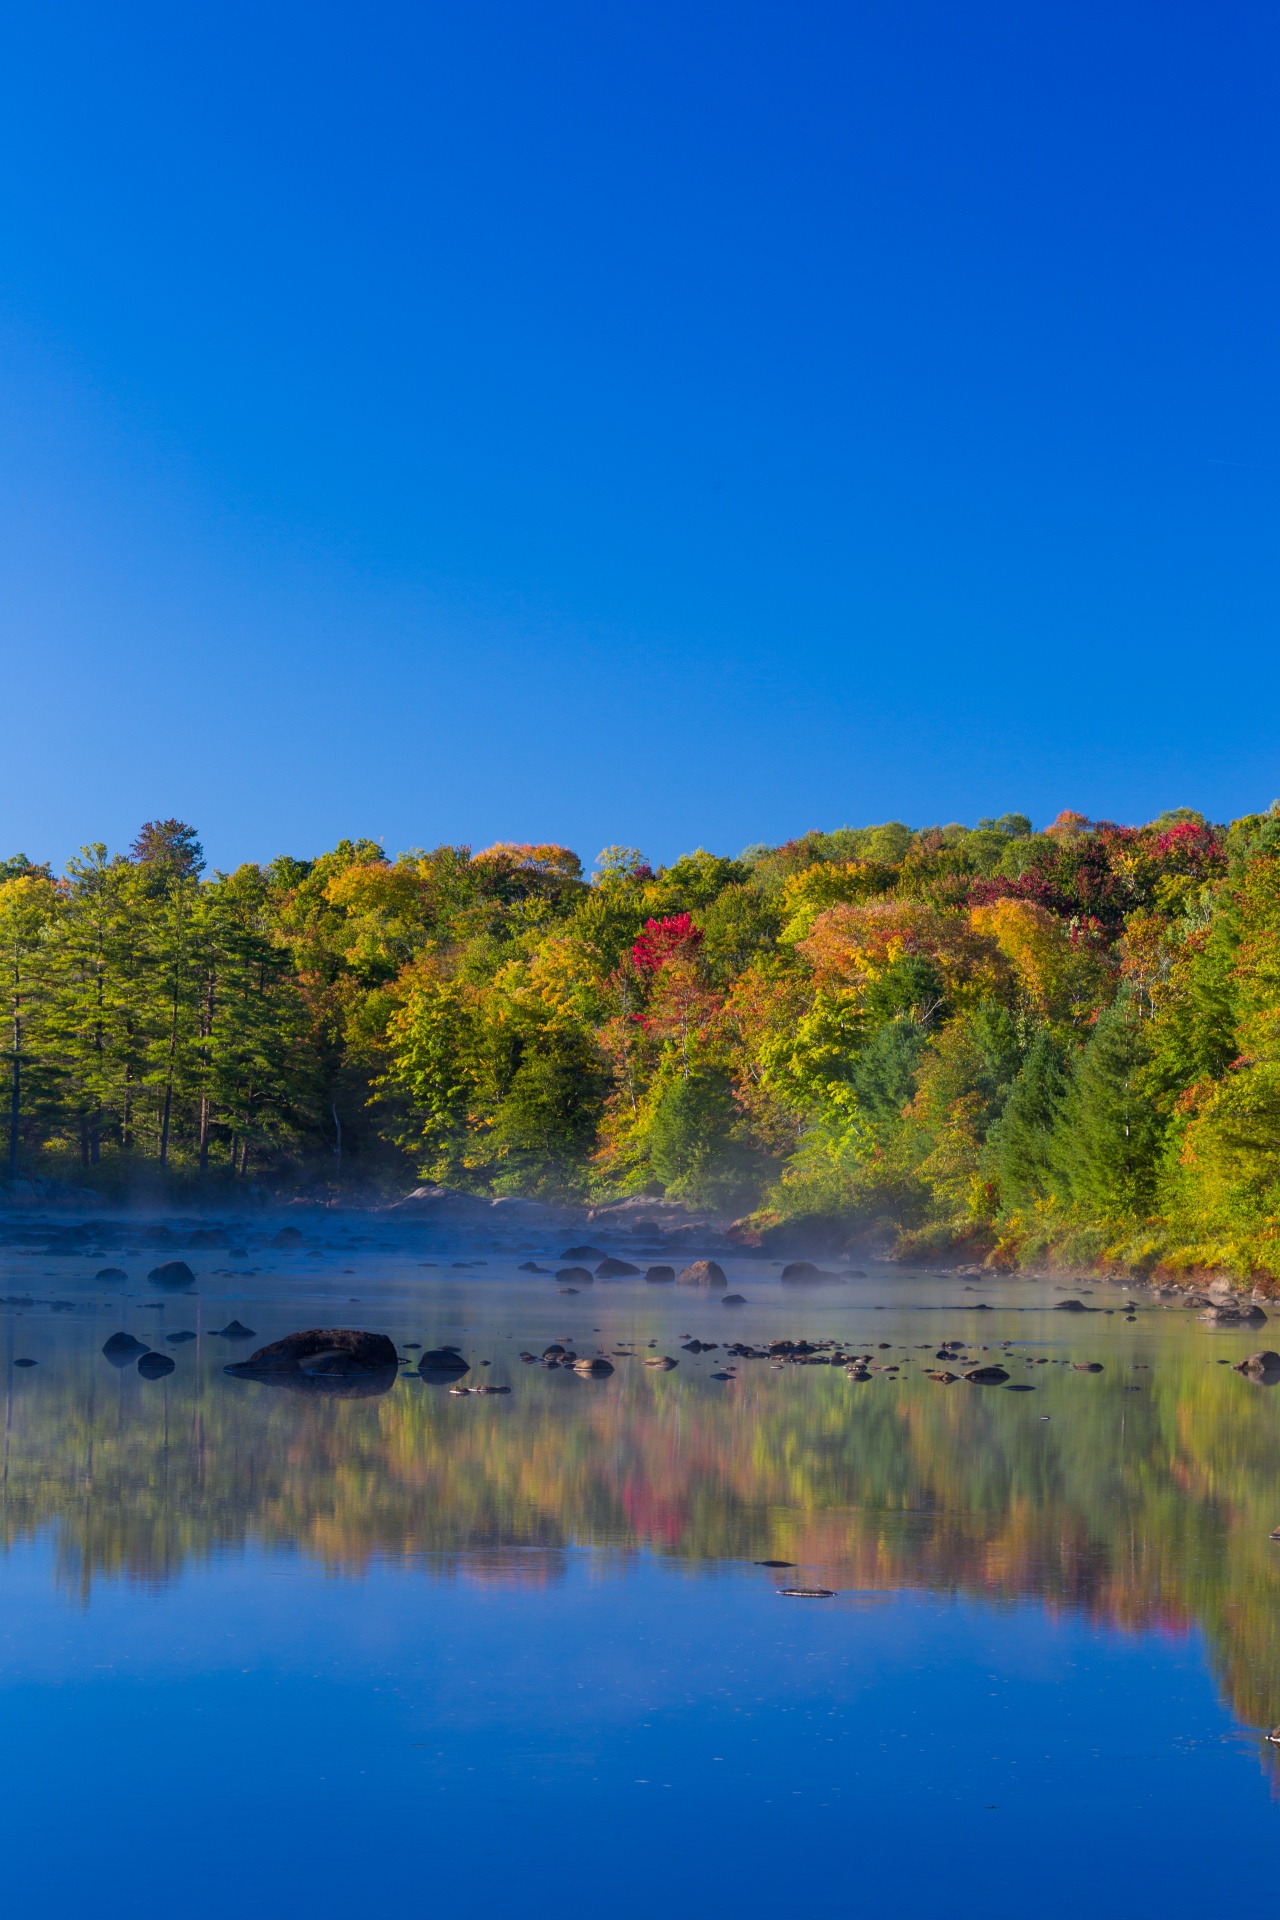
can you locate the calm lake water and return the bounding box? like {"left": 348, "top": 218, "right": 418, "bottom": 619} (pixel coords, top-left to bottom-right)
{"left": 2, "top": 1218, "right": 1280, "bottom": 1917}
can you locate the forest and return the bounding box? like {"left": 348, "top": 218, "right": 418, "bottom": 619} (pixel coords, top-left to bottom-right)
{"left": 3, "top": 805, "right": 1280, "bottom": 1282}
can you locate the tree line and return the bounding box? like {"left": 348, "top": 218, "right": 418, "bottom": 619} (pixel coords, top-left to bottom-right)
{"left": 4, "top": 807, "right": 1280, "bottom": 1279}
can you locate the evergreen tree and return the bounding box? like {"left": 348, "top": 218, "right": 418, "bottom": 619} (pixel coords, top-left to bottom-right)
{"left": 1052, "top": 1006, "right": 1163, "bottom": 1218}
{"left": 990, "top": 1031, "right": 1070, "bottom": 1207}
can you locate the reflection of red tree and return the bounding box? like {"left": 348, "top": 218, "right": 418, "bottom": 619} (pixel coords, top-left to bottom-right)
{"left": 622, "top": 1475, "right": 690, "bottom": 1547}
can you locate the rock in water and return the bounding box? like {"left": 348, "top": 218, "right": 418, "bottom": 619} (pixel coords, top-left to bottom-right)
{"left": 780, "top": 1261, "right": 844, "bottom": 1286}
{"left": 573, "top": 1356, "right": 615, "bottom": 1376}
{"left": 217, "top": 1320, "right": 257, "bottom": 1339}
{"left": 417, "top": 1346, "right": 471, "bottom": 1380}
{"left": 137, "top": 1351, "right": 176, "bottom": 1379}
{"left": 166, "top": 1331, "right": 198, "bottom": 1344}
{"left": 1235, "top": 1351, "right": 1280, "bottom": 1385}
{"left": 13, "top": 1357, "right": 36, "bottom": 1368}
{"left": 645, "top": 1265, "right": 676, "bottom": 1284}
{"left": 226, "top": 1328, "right": 399, "bottom": 1377}
{"left": 96, "top": 1267, "right": 127, "bottom": 1281}
{"left": 778, "top": 1587, "right": 836, "bottom": 1599}
{"left": 595, "top": 1257, "right": 640, "bottom": 1277}
{"left": 562, "top": 1245, "right": 606, "bottom": 1261}
{"left": 755, "top": 1559, "right": 796, "bottom": 1567}
{"left": 1053, "top": 1299, "right": 1089, "bottom": 1312}
{"left": 517, "top": 1261, "right": 547, "bottom": 1273}
{"left": 677, "top": 1260, "right": 728, "bottom": 1288}
{"left": 964, "top": 1365, "right": 1010, "bottom": 1385}
{"left": 722, "top": 1293, "right": 746, "bottom": 1305}
{"left": 1072, "top": 1361, "right": 1104, "bottom": 1372}
{"left": 102, "top": 1331, "right": 149, "bottom": 1366}
{"left": 555, "top": 1266, "right": 594, "bottom": 1285}
{"left": 645, "top": 1356, "right": 678, "bottom": 1369}
{"left": 148, "top": 1260, "right": 195, "bottom": 1288}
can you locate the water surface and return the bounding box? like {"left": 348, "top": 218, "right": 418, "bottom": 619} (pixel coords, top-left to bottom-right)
{"left": 2, "top": 1228, "right": 1278, "bottom": 1915}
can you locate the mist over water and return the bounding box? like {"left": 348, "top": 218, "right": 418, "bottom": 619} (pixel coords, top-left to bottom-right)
{"left": 3, "top": 1207, "right": 1280, "bottom": 1915}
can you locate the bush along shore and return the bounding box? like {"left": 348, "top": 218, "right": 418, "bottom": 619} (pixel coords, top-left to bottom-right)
{"left": 4, "top": 807, "right": 1280, "bottom": 1296}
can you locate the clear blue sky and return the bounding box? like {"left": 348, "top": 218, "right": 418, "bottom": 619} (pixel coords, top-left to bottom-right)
{"left": 2, "top": 0, "right": 1277, "bottom": 874}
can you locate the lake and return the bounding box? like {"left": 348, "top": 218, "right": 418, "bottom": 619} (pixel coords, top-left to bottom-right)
{"left": 2, "top": 1216, "right": 1279, "bottom": 1917}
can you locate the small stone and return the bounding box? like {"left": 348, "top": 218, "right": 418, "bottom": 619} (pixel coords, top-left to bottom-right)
{"left": 755, "top": 1559, "right": 795, "bottom": 1567}
{"left": 1072, "top": 1362, "right": 1104, "bottom": 1372}
{"left": 645, "top": 1356, "right": 678, "bottom": 1369}
{"left": 13, "top": 1358, "right": 36, "bottom": 1368}
{"left": 722, "top": 1293, "right": 746, "bottom": 1305}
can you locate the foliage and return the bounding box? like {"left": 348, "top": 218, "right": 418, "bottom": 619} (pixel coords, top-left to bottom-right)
{"left": 5, "top": 807, "right": 1280, "bottom": 1272}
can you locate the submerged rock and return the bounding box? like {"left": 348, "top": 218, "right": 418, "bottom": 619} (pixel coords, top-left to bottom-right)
{"left": 755, "top": 1559, "right": 796, "bottom": 1567}
{"left": 13, "top": 1357, "right": 36, "bottom": 1368}
{"left": 517, "top": 1261, "right": 548, "bottom": 1273}
{"left": 677, "top": 1260, "right": 728, "bottom": 1288}
{"left": 165, "top": 1331, "right": 198, "bottom": 1344}
{"left": 778, "top": 1586, "right": 835, "bottom": 1599}
{"left": 137, "top": 1351, "right": 176, "bottom": 1380}
{"left": 722, "top": 1292, "right": 746, "bottom": 1305}
{"left": 96, "top": 1267, "right": 127, "bottom": 1281}
{"left": 147, "top": 1260, "right": 195, "bottom": 1288}
{"left": 645, "top": 1265, "right": 676, "bottom": 1284}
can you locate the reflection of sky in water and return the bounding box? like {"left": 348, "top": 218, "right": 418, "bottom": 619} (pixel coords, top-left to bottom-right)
{"left": 2, "top": 1236, "right": 1280, "bottom": 1914}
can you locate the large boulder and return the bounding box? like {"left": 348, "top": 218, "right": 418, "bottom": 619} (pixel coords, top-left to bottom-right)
{"left": 596, "top": 1257, "right": 641, "bottom": 1277}
{"left": 678, "top": 1260, "right": 728, "bottom": 1288}
{"left": 645, "top": 1265, "right": 676, "bottom": 1284}
{"left": 555, "top": 1266, "right": 595, "bottom": 1285}
{"left": 225, "top": 1328, "right": 398, "bottom": 1378}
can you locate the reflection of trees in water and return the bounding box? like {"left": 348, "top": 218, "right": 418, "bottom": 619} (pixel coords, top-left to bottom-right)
{"left": 3, "top": 1343, "right": 1280, "bottom": 1727}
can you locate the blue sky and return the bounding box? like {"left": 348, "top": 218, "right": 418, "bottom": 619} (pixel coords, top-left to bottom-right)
{"left": 2, "top": 0, "right": 1277, "bottom": 873}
